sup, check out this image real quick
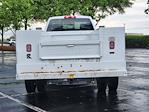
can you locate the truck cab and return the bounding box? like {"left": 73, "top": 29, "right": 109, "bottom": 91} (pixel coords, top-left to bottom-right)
{"left": 16, "top": 16, "right": 126, "bottom": 94}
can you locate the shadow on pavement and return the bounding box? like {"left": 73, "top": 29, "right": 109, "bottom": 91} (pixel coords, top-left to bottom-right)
{"left": 24, "top": 89, "right": 123, "bottom": 112}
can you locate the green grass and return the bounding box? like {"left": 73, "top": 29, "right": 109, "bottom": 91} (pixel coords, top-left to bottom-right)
{"left": 126, "top": 35, "right": 149, "bottom": 48}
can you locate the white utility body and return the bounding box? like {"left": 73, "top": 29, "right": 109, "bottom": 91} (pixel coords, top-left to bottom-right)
{"left": 16, "top": 16, "right": 126, "bottom": 93}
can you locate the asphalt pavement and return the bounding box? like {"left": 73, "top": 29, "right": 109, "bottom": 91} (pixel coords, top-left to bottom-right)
{"left": 0, "top": 49, "right": 149, "bottom": 112}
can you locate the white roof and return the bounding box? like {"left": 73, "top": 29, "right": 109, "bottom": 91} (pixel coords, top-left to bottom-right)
{"left": 48, "top": 15, "right": 92, "bottom": 20}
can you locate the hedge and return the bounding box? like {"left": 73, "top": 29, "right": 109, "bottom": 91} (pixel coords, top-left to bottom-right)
{"left": 0, "top": 46, "right": 16, "bottom": 51}
{"left": 126, "top": 35, "right": 149, "bottom": 48}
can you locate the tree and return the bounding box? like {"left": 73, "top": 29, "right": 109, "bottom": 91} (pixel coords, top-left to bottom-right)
{"left": 20, "top": 0, "right": 35, "bottom": 30}
{"left": 33, "top": 0, "right": 134, "bottom": 21}
{"left": 145, "top": 0, "right": 149, "bottom": 14}
{"left": 1, "top": 0, "right": 134, "bottom": 35}
{"left": 32, "top": 0, "right": 62, "bottom": 20}
{"left": 79, "top": 0, "right": 134, "bottom": 21}
{"left": 0, "top": 1, "right": 10, "bottom": 47}
{"left": 2, "top": 0, "right": 35, "bottom": 31}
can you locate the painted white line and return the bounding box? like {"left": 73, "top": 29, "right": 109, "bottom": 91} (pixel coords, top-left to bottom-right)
{"left": 10, "top": 92, "right": 35, "bottom": 97}
{"left": 0, "top": 91, "right": 47, "bottom": 112}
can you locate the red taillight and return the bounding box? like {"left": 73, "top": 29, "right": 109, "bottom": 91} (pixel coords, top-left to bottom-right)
{"left": 109, "top": 41, "right": 115, "bottom": 49}
{"left": 64, "top": 16, "right": 76, "bottom": 19}
{"left": 26, "top": 44, "right": 32, "bottom": 52}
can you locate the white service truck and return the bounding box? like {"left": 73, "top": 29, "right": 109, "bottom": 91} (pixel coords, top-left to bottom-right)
{"left": 16, "top": 16, "right": 126, "bottom": 94}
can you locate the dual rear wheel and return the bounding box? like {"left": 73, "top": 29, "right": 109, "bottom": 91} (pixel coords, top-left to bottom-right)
{"left": 25, "top": 80, "right": 36, "bottom": 93}
{"left": 96, "top": 77, "right": 118, "bottom": 93}
{"left": 25, "top": 80, "right": 47, "bottom": 93}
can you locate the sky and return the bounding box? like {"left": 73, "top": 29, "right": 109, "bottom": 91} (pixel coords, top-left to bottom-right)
{"left": 4, "top": 0, "right": 149, "bottom": 38}
{"left": 99, "top": 0, "right": 149, "bottom": 35}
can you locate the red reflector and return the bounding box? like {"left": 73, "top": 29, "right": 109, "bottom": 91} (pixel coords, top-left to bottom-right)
{"left": 109, "top": 41, "right": 115, "bottom": 49}
{"left": 64, "top": 16, "right": 76, "bottom": 19}
{"left": 26, "top": 44, "right": 32, "bottom": 52}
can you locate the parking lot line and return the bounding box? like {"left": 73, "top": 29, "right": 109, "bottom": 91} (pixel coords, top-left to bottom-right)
{"left": 9, "top": 92, "right": 36, "bottom": 97}
{"left": 0, "top": 91, "right": 47, "bottom": 112}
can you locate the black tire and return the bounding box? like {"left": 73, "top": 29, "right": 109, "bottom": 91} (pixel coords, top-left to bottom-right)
{"left": 37, "top": 80, "right": 47, "bottom": 92}
{"left": 107, "top": 77, "right": 119, "bottom": 92}
{"left": 25, "top": 80, "right": 36, "bottom": 93}
{"left": 11, "top": 42, "right": 15, "bottom": 46}
{"left": 96, "top": 78, "right": 108, "bottom": 93}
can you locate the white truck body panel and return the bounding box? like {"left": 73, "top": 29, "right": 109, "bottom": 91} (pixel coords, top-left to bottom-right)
{"left": 39, "top": 31, "right": 101, "bottom": 60}
{"left": 16, "top": 16, "right": 126, "bottom": 80}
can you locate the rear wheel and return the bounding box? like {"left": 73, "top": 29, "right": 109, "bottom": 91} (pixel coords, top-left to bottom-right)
{"left": 25, "top": 80, "right": 36, "bottom": 93}
{"left": 96, "top": 78, "right": 107, "bottom": 93}
{"left": 11, "top": 42, "right": 15, "bottom": 46}
{"left": 107, "top": 77, "right": 119, "bottom": 92}
{"left": 37, "top": 80, "right": 47, "bottom": 93}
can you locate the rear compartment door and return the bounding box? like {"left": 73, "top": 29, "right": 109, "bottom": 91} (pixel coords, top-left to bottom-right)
{"left": 39, "top": 31, "right": 100, "bottom": 60}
